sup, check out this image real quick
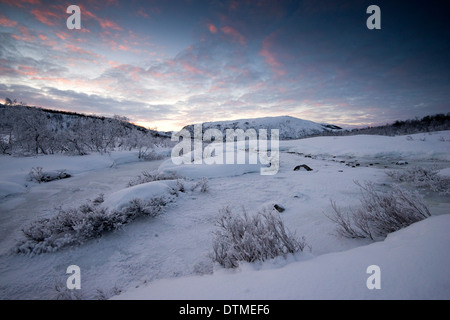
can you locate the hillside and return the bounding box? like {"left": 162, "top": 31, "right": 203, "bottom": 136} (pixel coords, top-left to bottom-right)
{"left": 0, "top": 104, "right": 171, "bottom": 156}
{"left": 182, "top": 116, "right": 342, "bottom": 140}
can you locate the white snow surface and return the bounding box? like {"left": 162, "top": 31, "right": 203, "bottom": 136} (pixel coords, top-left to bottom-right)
{"left": 0, "top": 181, "right": 26, "bottom": 199}
{"left": 0, "top": 131, "right": 448, "bottom": 300}
{"left": 159, "top": 159, "right": 262, "bottom": 179}
{"left": 281, "top": 131, "right": 450, "bottom": 161}
{"left": 113, "top": 214, "right": 450, "bottom": 300}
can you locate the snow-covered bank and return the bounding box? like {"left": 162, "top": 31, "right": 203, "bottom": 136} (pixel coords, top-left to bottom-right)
{"left": 113, "top": 214, "right": 450, "bottom": 300}
{"left": 281, "top": 131, "right": 450, "bottom": 161}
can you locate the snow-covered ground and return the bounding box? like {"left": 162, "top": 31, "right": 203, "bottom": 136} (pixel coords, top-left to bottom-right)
{"left": 112, "top": 214, "right": 450, "bottom": 300}
{"left": 0, "top": 131, "right": 449, "bottom": 300}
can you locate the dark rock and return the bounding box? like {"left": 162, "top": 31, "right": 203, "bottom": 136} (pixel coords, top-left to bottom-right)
{"left": 273, "top": 204, "right": 285, "bottom": 213}
{"left": 294, "top": 164, "right": 313, "bottom": 171}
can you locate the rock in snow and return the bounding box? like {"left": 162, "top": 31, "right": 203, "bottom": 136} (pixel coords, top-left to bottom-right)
{"left": 294, "top": 164, "right": 313, "bottom": 171}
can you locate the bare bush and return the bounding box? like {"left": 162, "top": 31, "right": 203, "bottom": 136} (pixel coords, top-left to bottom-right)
{"left": 15, "top": 196, "right": 168, "bottom": 255}
{"left": 53, "top": 279, "right": 83, "bottom": 300}
{"left": 28, "top": 167, "right": 44, "bottom": 183}
{"left": 326, "top": 181, "right": 431, "bottom": 241}
{"left": 127, "top": 170, "right": 179, "bottom": 187}
{"left": 139, "top": 148, "right": 166, "bottom": 161}
{"left": 123, "top": 197, "right": 168, "bottom": 219}
{"left": 28, "top": 167, "right": 70, "bottom": 183}
{"left": 191, "top": 177, "right": 209, "bottom": 193}
{"left": 95, "top": 286, "right": 122, "bottom": 300}
{"left": 92, "top": 193, "right": 104, "bottom": 205}
{"left": 210, "top": 207, "right": 308, "bottom": 268}
{"left": 386, "top": 166, "right": 449, "bottom": 195}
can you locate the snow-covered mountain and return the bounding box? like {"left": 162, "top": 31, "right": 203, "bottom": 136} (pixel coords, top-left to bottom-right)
{"left": 182, "top": 116, "right": 342, "bottom": 140}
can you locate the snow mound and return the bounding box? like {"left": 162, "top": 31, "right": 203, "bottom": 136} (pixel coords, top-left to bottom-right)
{"left": 113, "top": 214, "right": 450, "bottom": 300}
{"left": 0, "top": 181, "right": 26, "bottom": 199}
{"left": 102, "top": 180, "right": 175, "bottom": 211}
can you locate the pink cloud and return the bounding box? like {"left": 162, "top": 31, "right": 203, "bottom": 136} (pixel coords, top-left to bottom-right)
{"left": 0, "top": 0, "right": 41, "bottom": 7}
{"left": 16, "top": 26, "right": 36, "bottom": 42}
{"left": 259, "top": 34, "right": 286, "bottom": 76}
{"left": 55, "top": 31, "right": 72, "bottom": 41}
{"left": 64, "top": 44, "right": 101, "bottom": 58}
{"left": 207, "top": 23, "right": 218, "bottom": 34}
{"left": 31, "top": 7, "right": 60, "bottom": 26}
{"left": 181, "top": 61, "right": 204, "bottom": 75}
{"left": 221, "top": 26, "right": 246, "bottom": 45}
{"left": 37, "top": 34, "right": 57, "bottom": 47}
{"left": 17, "top": 65, "right": 39, "bottom": 76}
{"left": 0, "top": 14, "right": 18, "bottom": 27}
{"left": 137, "top": 7, "right": 149, "bottom": 18}
{"left": 77, "top": 3, "right": 122, "bottom": 31}
{"left": 98, "top": 18, "right": 122, "bottom": 30}
{"left": 229, "top": 1, "right": 239, "bottom": 11}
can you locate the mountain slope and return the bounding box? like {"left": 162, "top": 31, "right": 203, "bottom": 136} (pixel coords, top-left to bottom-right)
{"left": 182, "top": 116, "right": 341, "bottom": 140}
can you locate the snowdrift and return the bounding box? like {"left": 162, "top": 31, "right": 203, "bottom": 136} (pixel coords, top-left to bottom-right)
{"left": 102, "top": 180, "right": 176, "bottom": 211}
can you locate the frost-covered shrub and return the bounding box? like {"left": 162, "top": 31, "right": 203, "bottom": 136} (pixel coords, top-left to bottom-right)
{"left": 211, "top": 207, "right": 308, "bottom": 268}
{"left": 95, "top": 286, "right": 122, "bottom": 300}
{"left": 127, "top": 170, "right": 179, "bottom": 187}
{"left": 190, "top": 177, "right": 209, "bottom": 193}
{"left": 28, "top": 167, "right": 70, "bottom": 183}
{"left": 92, "top": 193, "right": 104, "bottom": 205}
{"left": 28, "top": 167, "right": 44, "bottom": 183}
{"left": 139, "top": 148, "right": 166, "bottom": 161}
{"left": 15, "top": 196, "right": 168, "bottom": 255}
{"left": 0, "top": 139, "right": 10, "bottom": 154}
{"left": 123, "top": 197, "right": 167, "bottom": 218}
{"left": 326, "top": 181, "right": 431, "bottom": 241}
{"left": 53, "top": 279, "right": 83, "bottom": 300}
{"left": 386, "top": 166, "right": 449, "bottom": 195}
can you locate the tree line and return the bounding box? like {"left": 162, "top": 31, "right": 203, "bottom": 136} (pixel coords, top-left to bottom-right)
{"left": 314, "top": 113, "right": 450, "bottom": 138}
{"left": 0, "top": 103, "right": 172, "bottom": 156}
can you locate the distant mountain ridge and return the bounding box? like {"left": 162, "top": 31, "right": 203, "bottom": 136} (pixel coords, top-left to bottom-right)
{"left": 182, "top": 116, "right": 342, "bottom": 140}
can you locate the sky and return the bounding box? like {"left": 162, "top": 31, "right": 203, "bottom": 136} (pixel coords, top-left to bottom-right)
{"left": 0, "top": 0, "right": 449, "bottom": 131}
